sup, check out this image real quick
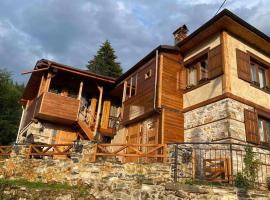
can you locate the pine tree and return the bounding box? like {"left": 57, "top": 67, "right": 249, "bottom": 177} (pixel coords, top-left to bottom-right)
{"left": 86, "top": 40, "right": 123, "bottom": 78}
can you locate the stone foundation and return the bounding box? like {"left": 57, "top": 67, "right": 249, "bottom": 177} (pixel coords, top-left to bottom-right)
{"left": 184, "top": 98, "right": 252, "bottom": 143}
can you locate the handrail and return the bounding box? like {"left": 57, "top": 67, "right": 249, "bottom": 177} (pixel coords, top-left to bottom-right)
{"left": 27, "top": 144, "right": 73, "bottom": 159}
{"left": 92, "top": 143, "right": 167, "bottom": 163}
{"left": 0, "top": 146, "right": 13, "bottom": 156}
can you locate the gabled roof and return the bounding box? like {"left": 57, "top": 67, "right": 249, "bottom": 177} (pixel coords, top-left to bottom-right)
{"left": 116, "top": 45, "right": 180, "bottom": 84}
{"left": 177, "top": 9, "right": 270, "bottom": 56}
{"left": 21, "top": 59, "right": 116, "bottom": 101}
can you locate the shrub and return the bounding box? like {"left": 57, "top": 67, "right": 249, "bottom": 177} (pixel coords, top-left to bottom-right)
{"left": 235, "top": 146, "right": 260, "bottom": 189}
{"left": 266, "top": 177, "right": 270, "bottom": 191}
{"left": 235, "top": 173, "right": 249, "bottom": 189}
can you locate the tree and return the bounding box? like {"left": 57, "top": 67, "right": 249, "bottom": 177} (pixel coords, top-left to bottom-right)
{"left": 86, "top": 40, "right": 123, "bottom": 78}
{"left": 0, "top": 69, "right": 24, "bottom": 145}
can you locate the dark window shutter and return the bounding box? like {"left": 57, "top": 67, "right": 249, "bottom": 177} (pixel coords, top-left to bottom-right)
{"left": 244, "top": 109, "right": 259, "bottom": 144}
{"left": 236, "top": 49, "right": 251, "bottom": 82}
{"left": 266, "top": 68, "right": 270, "bottom": 87}
{"left": 208, "top": 45, "right": 223, "bottom": 79}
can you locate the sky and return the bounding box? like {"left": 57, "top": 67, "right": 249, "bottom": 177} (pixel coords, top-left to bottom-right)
{"left": 0, "top": 0, "right": 270, "bottom": 83}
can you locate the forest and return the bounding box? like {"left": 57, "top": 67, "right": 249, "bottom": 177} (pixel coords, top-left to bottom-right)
{"left": 0, "top": 69, "right": 24, "bottom": 145}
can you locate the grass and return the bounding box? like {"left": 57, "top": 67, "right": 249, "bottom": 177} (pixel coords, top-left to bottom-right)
{"left": 0, "top": 178, "right": 73, "bottom": 190}
{"left": 0, "top": 178, "right": 89, "bottom": 200}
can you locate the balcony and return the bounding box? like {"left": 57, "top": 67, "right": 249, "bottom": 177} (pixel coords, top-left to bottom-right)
{"left": 25, "top": 92, "right": 80, "bottom": 125}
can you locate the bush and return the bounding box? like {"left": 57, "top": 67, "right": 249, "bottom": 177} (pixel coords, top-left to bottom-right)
{"left": 266, "top": 177, "right": 270, "bottom": 191}
{"left": 235, "top": 146, "right": 259, "bottom": 189}
{"left": 235, "top": 173, "right": 249, "bottom": 189}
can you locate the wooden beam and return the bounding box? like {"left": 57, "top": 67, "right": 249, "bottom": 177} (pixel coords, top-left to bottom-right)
{"left": 37, "top": 75, "right": 45, "bottom": 96}
{"left": 77, "top": 81, "right": 84, "bottom": 100}
{"left": 21, "top": 67, "right": 49, "bottom": 75}
{"left": 94, "top": 86, "right": 103, "bottom": 137}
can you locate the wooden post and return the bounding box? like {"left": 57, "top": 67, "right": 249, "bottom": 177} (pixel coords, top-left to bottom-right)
{"left": 100, "top": 100, "right": 111, "bottom": 129}
{"left": 37, "top": 75, "right": 45, "bottom": 96}
{"left": 92, "top": 144, "right": 98, "bottom": 162}
{"left": 88, "top": 97, "right": 97, "bottom": 126}
{"left": 94, "top": 86, "right": 103, "bottom": 137}
{"left": 121, "top": 82, "right": 127, "bottom": 119}
{"left": 163, "top": 144, "right": 167, "bottom": 163}
{"left": 16, "top": 106, "right": 25, "bottom": 143}
{"left": 77, "top": 81, "right": 83, "bottom": 100}
{"left": 44, "top": 72, "right": 52, "bottom": 92}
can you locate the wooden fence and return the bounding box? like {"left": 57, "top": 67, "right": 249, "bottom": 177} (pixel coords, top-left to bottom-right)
{"left": 0, "top": 146, "right": 12, "bottom": 157}
{"left": 92, "top": 143, "right": 167, "bottom": 163}
{"left": 27, "top": 144, "right": 73, "bottom": 159}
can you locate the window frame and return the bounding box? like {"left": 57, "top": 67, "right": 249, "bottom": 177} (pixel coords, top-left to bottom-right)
{"left": 258, "top": 116, "right": 270, "bottom": 145}
{"left": 186, "top": 54, "right": 209, "bottom": 88}
{"left": 124, "top": 73, "right": 137, "bottom": 101}
{"left": 249, "top": 58, "right": 268, "bottom": 89}
{"left": 144, "top": 69, "right": 152, "bottom": 80}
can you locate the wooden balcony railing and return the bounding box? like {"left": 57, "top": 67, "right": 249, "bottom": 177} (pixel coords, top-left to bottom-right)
{"left": 21, "top": 95, "right": 42, "bottom": 129}
{"left": 37, "top": 92, "right": 80, "bottom": 124}
{"left": 21, "top": 92, "right": 81, "bottom": 128}
{"left": 92, "top": 143, "right": 167, "bottom": 163}
{"left": 0, "top": 146, "right": 12, "bottom": 157}
{"left": 27, "top": 144, "right": 73, "bottom": 159}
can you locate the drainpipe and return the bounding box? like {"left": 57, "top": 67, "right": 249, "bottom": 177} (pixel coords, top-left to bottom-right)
{"left": 153, "top": 49, "right": 159, "bottom": 110}
{"left": 16, "top": 106, "right": 25, "bottom": 143}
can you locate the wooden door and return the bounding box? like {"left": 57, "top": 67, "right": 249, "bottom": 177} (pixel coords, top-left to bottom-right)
{"left": 126, "top": 123, "right": 141, "bottom": 162}
{"left": 146, "top": 119, "right": 159, "bottom": 162}
{"left": 54, "top": 129, "right": 77, "bottom": 159}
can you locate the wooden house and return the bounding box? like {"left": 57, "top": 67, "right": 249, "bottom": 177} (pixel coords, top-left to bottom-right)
{"left": 17, "top": 9, "right": 270, "bottom": 149}
{"left": 17, "top": 59, "right": 121, "bottom": 144}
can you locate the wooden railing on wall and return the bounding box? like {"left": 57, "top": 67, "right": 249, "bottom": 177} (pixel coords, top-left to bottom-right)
{"left": 0, "top": 146, "right": 12, "bottom": 157}
{"left": 21, "top": 95, "right": 43, "bottom": 129}
{"left": 92, "top": 143, "right": 167, "bottom": 163}
{"left": 27, "top": 144, "right": 73, "bottom": 159}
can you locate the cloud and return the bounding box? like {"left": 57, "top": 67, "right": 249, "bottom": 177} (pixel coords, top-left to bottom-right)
{"left": 0, "top": 0, "right": 269, "bottom": 83}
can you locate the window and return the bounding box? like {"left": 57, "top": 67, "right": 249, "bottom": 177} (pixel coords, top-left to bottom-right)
{"left": 187, "top": 66, "right": 197, "bottom": 86}
{"left": 145, "top": 69, "right": 152, "bottom": 80}
{"left": 250, "top": 60, "right": 268, "bottom": 88}
{"left": 187, "top": 55, "right": 208, "bottom": 87}
{"left": 199, "top": 59, "right": 208, "bottom": 80}
{"left": 258, "top": 117, "right": 270, "bottom": 144}
{"left": 125, "top": 74, "right": 137, "bottom": 100}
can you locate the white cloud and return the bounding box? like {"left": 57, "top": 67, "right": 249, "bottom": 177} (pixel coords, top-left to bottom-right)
{"left": 0, "top": 0, "right": 269, "bottom": 83}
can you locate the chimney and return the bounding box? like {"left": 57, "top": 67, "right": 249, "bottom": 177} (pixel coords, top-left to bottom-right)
{"left": 173, "top": 24, "right": 189, "bottom": 44}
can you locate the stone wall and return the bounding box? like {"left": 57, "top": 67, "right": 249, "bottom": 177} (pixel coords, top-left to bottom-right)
{"left": 184, "top": 98, "right": 252, "bottom": 143}
{"left": 0, "top": 156, "right": 171, "bottom": 199}
{"left": 0, "top": 142, "right": 270, "bottom": 199}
